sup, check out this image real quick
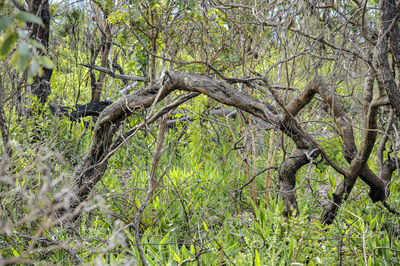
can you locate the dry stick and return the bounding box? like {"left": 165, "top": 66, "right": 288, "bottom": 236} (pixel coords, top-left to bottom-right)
{"left": 240, "top": 111, "right": 256, "bottom": 205}
{"left": 134, "top": 122, "right": 189, "bottom": 266}
{"left": 238, "top": 166, "right": 278, "bottom": 204}
{"left": 149, "top": 92, "right": 170, "bottom": 192}
{"left": 79, "top": 63, "right": 146, "bottom": 82}
{"left": 178, "top": 250, "right": 210, "bottom": 266}
{"left": 0, "top": 76, "right": 11, "bottom": 158}
{"left": 89, "top": 4, "right": 113, "bottom": 103}
{"left": 250, "top": 118, "right": 258, "bottom": 204}
{"left": 221, "top": 107, "right": 245, "bottom": 213}
{"left": 146, "top": 62, "right": 171, "bottom": 191}
{"left": 146, "top": 74, "right": 168, "bottom": 120}
{"left": 265, "top": 129, "right": 276, "bottom": 201}
{"left": 382, "top": 124, "right": 400, "bottom": 215}
{"left": 391, "top": 125, "right": 400, "bottom": 181}
{"left": 242, "top": 38, "right": 257, "bottom": 205}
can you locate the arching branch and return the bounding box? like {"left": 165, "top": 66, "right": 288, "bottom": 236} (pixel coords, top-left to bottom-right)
{"left": 56, "top": 71, "right": 391, "bottom": 224}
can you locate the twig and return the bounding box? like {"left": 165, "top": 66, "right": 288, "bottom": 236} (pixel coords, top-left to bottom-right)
{"left": 134, "top": 122, "right": 189, "bottom": 266}
{"left": 79, "top": 63, "right": 146, "bottom": 82}
{"left": 382, "top": 200, "right": 400, "bottom": 215}
{"left": 238, "top": 166, "right": 277, "bottom": 204}
{"left": 178, "top": 249, "right": 210, "bottom": 266}
{"left": 11, "top": 0, "right": 26, "bottom": 11}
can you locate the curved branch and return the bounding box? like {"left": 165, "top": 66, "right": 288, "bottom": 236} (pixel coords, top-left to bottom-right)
{"left": 56, "top": 71, "right": 390, "bottom": 224}
{"left": 285, "top": 75, "right": 387, "bottom": 223}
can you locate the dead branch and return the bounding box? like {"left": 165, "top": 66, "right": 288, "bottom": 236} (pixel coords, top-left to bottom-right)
{"left": 79, "top": 63, "right": 147, "bottom": 82}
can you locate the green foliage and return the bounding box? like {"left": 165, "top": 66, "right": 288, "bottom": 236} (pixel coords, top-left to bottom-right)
{"left": 0, "top": 1, "right": 53, "bottom": 76}
{"left": 1, "top": 88, "right": 400, "bottom": 265}
{"left": 1, "top": 0, "right": 399, "bottom": 265}
{"left": 0, "top": 31, "right": 17, "bottom": 58}
{"left": 3, "top": 101, "right": 396, "bottom": 264}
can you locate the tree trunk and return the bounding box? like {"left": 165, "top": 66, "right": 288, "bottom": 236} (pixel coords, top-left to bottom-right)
{"left": 28, "top": 0, "right": 52, "bottom": 104}
{"left": 91, "top": 6, "right": 112, "bottom": 103}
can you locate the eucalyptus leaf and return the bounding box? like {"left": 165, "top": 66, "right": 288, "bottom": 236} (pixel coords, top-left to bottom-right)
{"left": 17, "top": 41, "right": 31, "bottom": 71}
{"left": 29, "top": 40, "right": 46, "bottom": 52}
{"left": 16, "top": 11, "right": 43, "bottom": 25}
{"left": 0, "top": 32, "right": 18, "bottom": 58}
{"left": 0, "top": 15, "right": 13, "bottom": 32}
{"left": 31, "top": 57, "right": 39, "bottom": 76}
{"left": 37, "top": 56, "right": 54, "bottom": 69}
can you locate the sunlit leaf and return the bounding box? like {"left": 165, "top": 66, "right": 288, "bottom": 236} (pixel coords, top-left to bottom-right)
{"left": 173, "top": 251, "right": 181, "bottom": 263}
{"left": 0, "top": 32, "right": 18, "bottom": 58}
{"left": 11, "top": 247, "right": 20, "bottom": 257}
{"left": 203, "top": 221, "right": 209, "bottom": 232}
{"left": 255, "top": 249, "right": 261, "bottom": 266}
{"left": 37, "top": 56, "right": 54, "bottom": 69}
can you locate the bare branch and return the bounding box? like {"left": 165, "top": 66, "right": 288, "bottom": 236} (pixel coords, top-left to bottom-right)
{"left": 79, "top": 63, "right": 146, "bottom": 82}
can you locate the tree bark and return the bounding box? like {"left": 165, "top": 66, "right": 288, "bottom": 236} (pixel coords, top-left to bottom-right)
{"left": 91, "top": 6, "right": 112, "bottom": 102}
{"left": 376, "top": 0, "right": 400, "bottom": 118}
{"left": 28, "top": 0, "right": 52, "bottom": 104}
{"left": 0, "top": 77, "right": 11, "bottom": 158}
{"left": 49, "top": 101, "right": 112, "bottom": 121}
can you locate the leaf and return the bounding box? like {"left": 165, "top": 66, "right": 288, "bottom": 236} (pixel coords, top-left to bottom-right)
{"left": 37, "top": 56, "right": 54, "bottom": 69}
{"left": 135, "top": 196, "right": 141, "bottom": 208}
{"left": 0, "top": 32, "right": 18, "bottom": 58}
{"left": 11, "top": 247, "right": 20, "bottom": 257}
{"left": 288, "top": 239, "right": 294, "bottom": 261}
{"left": 16, "top": 11, "right": 43, "bottom": 25}
{"left": 255, "top": 249, "right": 261, "bottom": 266}
{"left": 17, "top": 41, "right": 31, "bottom": 71}
{"left": 0, "top": 15, "right": 13, "bottom": 31}
{"left": 203, "top": 221, "right": 209, "bottom": 233}
{"left": 29, "top": 40, "right": 46, "bottom": 52}
{"left": 30, "top": 57, "right": 39, "bottom": 75}
{"left": 173, "top": 251, "right": 181, "bottom": 263}
{"left": 159, "top": 231, "right": 170, "bottom": 245}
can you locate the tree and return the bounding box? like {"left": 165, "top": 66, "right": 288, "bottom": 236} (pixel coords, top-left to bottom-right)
{"left": 2, "top": 0, "right": 400, "bottom": 264}
{"left": 27, "top": 0, "right": 53, "bottom": 104}
{"left": 54, "top": 0, "right": 400, "bottom": 227}
{"left": 0, "top": 0, "right": 54, "bottom": 105}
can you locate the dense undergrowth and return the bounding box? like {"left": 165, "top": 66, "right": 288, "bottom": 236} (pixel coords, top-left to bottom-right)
{"left": 1, "top": 1, "right": 400, "bottom": 264}
{"left": 0, "top": 98, "right": 399, "bottom": 265}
